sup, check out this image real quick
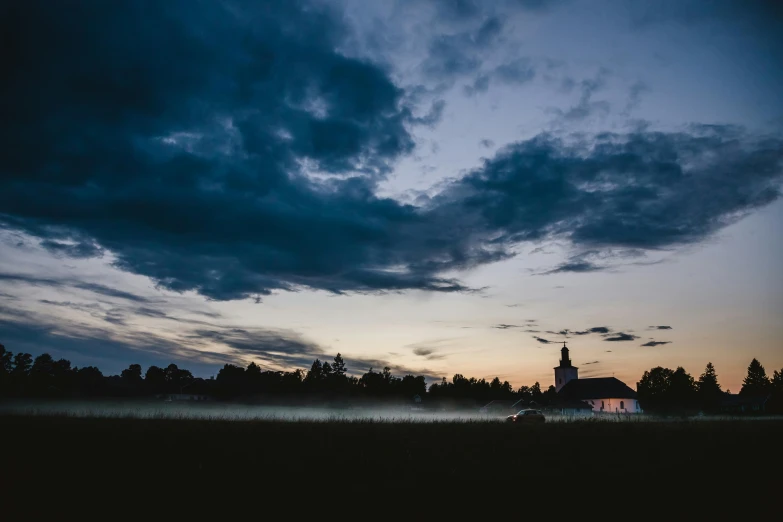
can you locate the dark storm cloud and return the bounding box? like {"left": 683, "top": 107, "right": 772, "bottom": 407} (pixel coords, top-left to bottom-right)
{"left": 650, "top": 325, "right": 673, "bottom": 330}
{"left": 604, "top": 332, "right": 639, "bottom": 342}
{"left": 1, "top": 2, "right": 782, "bottom": 302}
{"left": 480, "top": 139, "right": 496, "bottom": 149}
{"left": 641, "top": 341, "right": 671, "bottom": 347}
{"left": 533, "top": 336, "right": 552, "bottom": 344}
{"left": 0, "top": 0, "right": 445, "bottom": 301}
{"left": 430, "top": 127, "right": 782, "bottom": 274}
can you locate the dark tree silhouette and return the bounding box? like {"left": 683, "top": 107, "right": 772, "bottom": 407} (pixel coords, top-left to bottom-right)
{"left": 0, "top": 344, "right": 11, "bottom": 374}
{"left": 740, "top": 358, "right": 770, "bottom": 397}
{"left": 215, "top": 364, "right": 245, "bottom": 397}
{"left": 332, "top": 353, "right": 346, "bottom": 378}
{"left": 305, "top": 359, "right": 323, "bottom": 388}
{"left": 75, "top": 366, "right": 105, "bottom": 395}
{"left": 696, "top": 362, "right": 722, "bottom": 412}
{"left": 669, "top": 367, "right": 697, "bottom": 410}
{"left": 145, "top": 366, "right": 167, "bottom": 393}
{"left": 30, "top": 354, "right": 56, "bottom": 394}
{"left": 11, "top": 353, "right": 31, "bottom": 376}
{"left": 773, "top": 369, "right": 783, "bottom": 393}
{"left": 121, "top": 364, "right": 143, "bottom": 383}
{"left": 0, "top": 344, "right": 12, "bottom": 394}
{"left": 637, "top": 366, "right": 697, "bottom": 413}
{"left": 770, "top": 369, "right": 783, "bottom": 413}
{"left": 530, "top": 382, "right": 542, "bottom": 403}
{"left": 637, "top": 367, "right": 674, "bottom": 413}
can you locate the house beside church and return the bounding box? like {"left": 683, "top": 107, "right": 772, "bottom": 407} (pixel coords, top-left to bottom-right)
{"left": 555, "top": 343, "right": 641, "bottom": 413}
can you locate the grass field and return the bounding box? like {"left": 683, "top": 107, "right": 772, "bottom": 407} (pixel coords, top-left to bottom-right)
{"left": 3, "top": 409, "right": 782, "bottom": 501}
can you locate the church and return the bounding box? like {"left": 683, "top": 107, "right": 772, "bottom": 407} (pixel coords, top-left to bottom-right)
{"left": 554, "top": 343, "right": 642, "bottom": 413}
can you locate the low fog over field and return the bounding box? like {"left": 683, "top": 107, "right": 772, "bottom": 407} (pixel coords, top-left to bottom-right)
{"left": 0, "top": 400, "right": 497, "bottom": 422}
{"left": 1, "top": 400, "right": 778, "bottom": 423}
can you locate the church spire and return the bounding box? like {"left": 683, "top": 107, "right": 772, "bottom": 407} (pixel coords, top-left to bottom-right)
{"left": 554, "top": 341, "right": 578, "bottom": 392}
{"left": 560, "top": 342, "right": 571, "bottom": 367}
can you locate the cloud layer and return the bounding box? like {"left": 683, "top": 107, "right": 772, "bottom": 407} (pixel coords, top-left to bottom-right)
{"left": 1, "top": 1, "right": 782, "bottom": 305}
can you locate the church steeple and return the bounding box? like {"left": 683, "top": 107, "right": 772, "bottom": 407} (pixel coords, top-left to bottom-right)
{"left": 554, "top": 341, "right": 578, "bottom": 393}
{"left": 559, "top": 342, "right": 571, "bottom": 367}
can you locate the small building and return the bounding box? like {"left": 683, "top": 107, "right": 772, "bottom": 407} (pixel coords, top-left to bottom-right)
{"left": 554, "top": 343, "right": 641, "bottom": 413}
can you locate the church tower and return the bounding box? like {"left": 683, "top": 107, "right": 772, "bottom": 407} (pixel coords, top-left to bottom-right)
{"left": 554, "top": 342, "right": 578, "bottom": 392}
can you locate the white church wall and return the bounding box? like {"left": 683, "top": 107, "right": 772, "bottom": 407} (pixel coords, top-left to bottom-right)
{"left": 583, "top": 398, "right": 642, "bottom": 413}
{"left": 554, "top": 366, "right": 578, "bottom": 392}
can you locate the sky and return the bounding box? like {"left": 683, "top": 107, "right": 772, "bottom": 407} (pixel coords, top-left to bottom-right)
{"left": 1, "top": 0, "right": 782, "bottom": 393}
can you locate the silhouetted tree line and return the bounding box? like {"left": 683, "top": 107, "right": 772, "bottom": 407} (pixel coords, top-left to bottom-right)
{"left": 3, "top": 342, "right": 781, "bottom": 411}
{"left": 0, "top": 343, "right": 550, "bottom": 404}
{"left": 637, "top": 359, "right": 783, "bottom": 414}
{"left": 428, "top": 374, "right": 557, "bottom": 405}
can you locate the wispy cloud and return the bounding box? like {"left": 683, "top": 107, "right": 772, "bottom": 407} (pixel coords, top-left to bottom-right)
{"left": 572, "top": 326, "right": 611, "bottom": 335}
{"left": 603, "top": 332, "right": 639, "bottom": 342}
{"left": 641, "top": 341, "right": 671, "bottom": 347}
{"left": 0, "top": 273, "right": 154, "bottom": 303}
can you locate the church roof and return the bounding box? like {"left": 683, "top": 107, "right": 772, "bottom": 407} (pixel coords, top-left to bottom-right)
{"left": 544, "top": 397, "right": 593, "bottom": 410}
{"left": 558, "top": 377, "right": 637, "bottom": 400}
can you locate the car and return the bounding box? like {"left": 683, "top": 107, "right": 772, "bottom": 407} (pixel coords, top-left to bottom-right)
{"left": 506, "top": 409, "right": 545, "bottom": 423}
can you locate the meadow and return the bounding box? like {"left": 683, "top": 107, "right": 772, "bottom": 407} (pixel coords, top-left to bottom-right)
{"left": 2, "top": 402, "right": 782, "bottom": 499}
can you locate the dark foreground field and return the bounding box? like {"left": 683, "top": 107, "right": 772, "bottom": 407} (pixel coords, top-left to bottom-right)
{"left": 3, "top": 415, "right": 782, "bottom": 504}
